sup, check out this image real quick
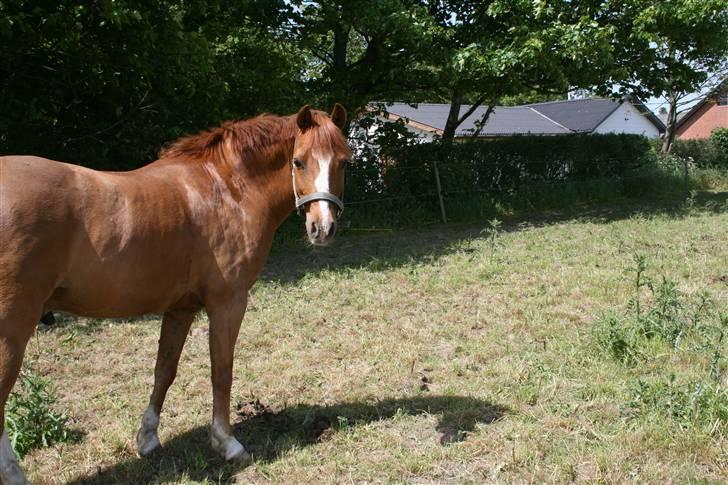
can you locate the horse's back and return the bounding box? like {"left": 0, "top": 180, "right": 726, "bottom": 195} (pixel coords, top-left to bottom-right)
{"left": 0, "top": 156, "right": 201, "bottom": 317}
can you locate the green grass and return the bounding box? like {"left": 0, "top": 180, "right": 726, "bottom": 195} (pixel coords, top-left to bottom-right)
{"left": 16, "top": 186, "right": 728, "bottom": 483}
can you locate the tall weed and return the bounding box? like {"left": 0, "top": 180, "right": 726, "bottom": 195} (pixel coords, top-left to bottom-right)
{"left": 592, "top": 256, "right": 727, "bottom": 433}
{"left": 5, "top": 368, "right": 74, "bottom": 457}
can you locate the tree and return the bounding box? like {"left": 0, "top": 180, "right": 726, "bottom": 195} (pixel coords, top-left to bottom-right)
{"left": 0, "top": 0, "right": 306, "bottom": 168}
{"left": 598, "top": 0, "right": 728, "bottom": 153}
{"left": 429, "top": 0, "right": 619, "bottom": 141}
{"left": 285, "top": 0, "right": 438, "bottom": 126}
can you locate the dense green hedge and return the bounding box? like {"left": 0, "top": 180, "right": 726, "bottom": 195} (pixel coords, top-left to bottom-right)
{"left": 670, "top": 129, "right": 728, "bottom": 169}
{"left": 348, "top": 133, "right": 653, "bottom": 204}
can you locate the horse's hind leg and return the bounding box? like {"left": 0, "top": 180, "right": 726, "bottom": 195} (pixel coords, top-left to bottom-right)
{"left": 136, "top": 310, "right": 195, "bottom": 456}
{"left": 0, "top": 312, "right": 35, "bottom": 485}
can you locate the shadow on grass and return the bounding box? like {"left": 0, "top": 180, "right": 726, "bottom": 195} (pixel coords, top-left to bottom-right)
{"left": 262, "top": 190, "right": 728, "bottom": 285}
{"left": 67, "top": 395, "right": 508, "bottom": 484}
{"left": 38, "top": 312, "right": 161, "bottom": 335}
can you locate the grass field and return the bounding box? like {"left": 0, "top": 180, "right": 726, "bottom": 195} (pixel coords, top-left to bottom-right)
{"left": 15, "top": 190, "right": 728, "bottom": 484}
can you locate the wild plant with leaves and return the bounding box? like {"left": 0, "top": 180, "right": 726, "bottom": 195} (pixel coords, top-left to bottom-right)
{"left": 5, "top": 368, "right": 73, "bottom": 458}
{"left": 592, "top": 255, "right": 727, "bottom": 434}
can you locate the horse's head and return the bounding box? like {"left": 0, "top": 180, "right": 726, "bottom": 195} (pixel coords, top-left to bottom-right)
{"left": 291, "top": 104, "right": 351, "bottom": 246}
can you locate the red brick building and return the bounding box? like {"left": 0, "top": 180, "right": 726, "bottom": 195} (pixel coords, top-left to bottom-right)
{"left": 676, "top": 82, "right": 728, "bottom": 139}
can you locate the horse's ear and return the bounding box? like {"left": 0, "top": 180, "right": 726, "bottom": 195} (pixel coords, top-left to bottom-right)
{"left": 296, "top": 105, "right": 314, "bottom": 130}
{"left": 331, "top": 103, "right": 347, "bottom": 129}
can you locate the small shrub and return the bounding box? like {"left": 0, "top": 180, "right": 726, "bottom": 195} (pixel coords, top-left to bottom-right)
{"left": 710, "top": 127, "right": 728, "bottom": 154}
{"left": 5, "top": 368, "right": 73, "bottom": 457}
{"left": 593, "top": 256, "right": 724, "bottom": 361}
{"left": 629, "top": 376, "right": 728, "bottom": 433}
{"left": 671, "top": 137, "right": 727, "bottom": 169}
{"left": 592, "top": 312, "right": 642, "bottom": 365}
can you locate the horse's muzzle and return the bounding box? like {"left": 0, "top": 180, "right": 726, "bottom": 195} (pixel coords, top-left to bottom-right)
{"left": 306, "top": 219, "right": 337, "bottom": 246}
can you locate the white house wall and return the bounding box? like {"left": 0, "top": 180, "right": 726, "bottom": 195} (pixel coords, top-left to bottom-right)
{"left": 593, "top": 102, "right": 661, "bottom": 138}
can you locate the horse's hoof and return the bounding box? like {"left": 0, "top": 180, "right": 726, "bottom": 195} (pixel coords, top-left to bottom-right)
{"left": 210, "top": 433, "right": 252, "bottom": 465}
{"left": 136, "top": 428, "right": 161, "bottom": 457}
{"left": 228, "top": 446, "right": 253, "bottom": 466}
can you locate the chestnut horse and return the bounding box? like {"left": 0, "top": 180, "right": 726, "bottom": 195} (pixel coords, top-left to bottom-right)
{"left": 0, "top": 105, "right": 350, "bottom": 484}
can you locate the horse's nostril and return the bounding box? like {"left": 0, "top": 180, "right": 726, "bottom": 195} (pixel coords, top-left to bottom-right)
{"left": 310, "top": 222, "right": 319, "bottom": 238}
{"left": 326, "top": 222, "right": 336, "bottom": 238}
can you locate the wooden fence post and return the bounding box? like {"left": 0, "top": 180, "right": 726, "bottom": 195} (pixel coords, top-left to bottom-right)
{"left": 432, "top": 160, "right": 447, "bottom": 223}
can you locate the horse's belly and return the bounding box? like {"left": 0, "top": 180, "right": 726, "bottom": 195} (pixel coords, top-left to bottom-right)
{"left": 47, "top": 258, "right": 199, "bottom": 318}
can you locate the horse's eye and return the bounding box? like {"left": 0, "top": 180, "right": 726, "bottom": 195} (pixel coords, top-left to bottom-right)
{"left": 341, "top": 159, "right": 350, "bottom": 166}
{"left": 293, "top": 158, "right": 304, "bottom": 169}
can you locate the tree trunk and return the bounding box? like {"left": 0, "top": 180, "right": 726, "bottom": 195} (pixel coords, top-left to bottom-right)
{"left": 442, "top": 89, "right": 463, "bottom": 141}
{"left": 661, "top": 93, "right": 678, "bottom": 154}
{"left": 442, "top": 89, "right": 488, "bottom": 142}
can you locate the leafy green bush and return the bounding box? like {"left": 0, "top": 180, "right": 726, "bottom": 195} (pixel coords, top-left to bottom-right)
{"left": 348, "top": 132, "right": 652, "bottom": 209}
{"left": 710, "top": 127, "right": 728, "bottom": 153}
{"left": 384, "top": 134, "right": 652, "bottom": 200}
{"left": 671, "top": 136, "right": 728, "bottom": 169}
{"left": 593, "top": 255, "right": 725, "bottom": 363}
{"left": 5, "top": 369, "right": 73, "bottom": 457}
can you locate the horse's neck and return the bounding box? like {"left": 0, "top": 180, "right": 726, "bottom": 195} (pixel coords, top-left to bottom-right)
{"left": 206, "top": 143, "right": 295, "bottom": 235}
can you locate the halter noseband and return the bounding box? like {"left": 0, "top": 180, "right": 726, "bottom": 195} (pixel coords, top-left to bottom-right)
{"left": 291, "top": 164, "right": 344, "bottom": 218}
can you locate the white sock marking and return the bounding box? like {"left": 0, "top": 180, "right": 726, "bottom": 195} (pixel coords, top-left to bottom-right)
{"left": 0, "top": 431, "right": 29, "bottom": 485}
{"left": 136, "top": 406, "right": 161, "bottom": 456}
{"left": 210, "top": 418, "right": 249, "bottom": 462}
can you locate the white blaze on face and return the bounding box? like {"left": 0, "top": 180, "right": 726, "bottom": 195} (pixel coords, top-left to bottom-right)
{"left": 314, "top": 154, "right": 333, "bottom": 226}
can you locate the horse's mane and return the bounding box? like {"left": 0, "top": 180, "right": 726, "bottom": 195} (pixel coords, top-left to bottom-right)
{"left": 159, "top": 111, "right": 349, "bottom": 161}
{"left": 159, "top": 114, "right": 296, "bottom": 160}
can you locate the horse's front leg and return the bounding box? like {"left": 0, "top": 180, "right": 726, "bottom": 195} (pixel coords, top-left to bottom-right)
{"left": 136, "top": 310, "right": 196, "bottom": 456}
{"left": 206, "top": 294, "right": 251, "bottom": 464}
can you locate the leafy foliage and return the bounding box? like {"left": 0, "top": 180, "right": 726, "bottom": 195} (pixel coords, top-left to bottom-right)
{"left": 592, "top": 256, "right": 728, "bottom": 433}
{"left": 427, "top": 0, "right": 620, "bottom": 138}
{"left": 5, "top": 368, "right": 74, "bottom": 458}
{"left": 383, "top": 134, "right": 652, "bottom": 199}
{"left": 629, "top": 377, "right": 728, "bottom": 431}
{"left": 285, "top": 0, "right": 439, "bottom": 121}
{"left": 0, "top": 1, "right": 724, "bottom": 168}
{"left": 597, "top": 0, "right": 728, "bottom": 152}
{"left": 671, "top": 137, "right": 728, "bottom": 169}
{"left": 710, "top": 127, "right": 728, "bottom": 154}
{"left": 0, "top": 0, "right": 303, "bottom": 169}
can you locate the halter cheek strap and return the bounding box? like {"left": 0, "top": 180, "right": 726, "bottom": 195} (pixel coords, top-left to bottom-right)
{"left": 291, "top": 166, "right": 344, "bottom": 217}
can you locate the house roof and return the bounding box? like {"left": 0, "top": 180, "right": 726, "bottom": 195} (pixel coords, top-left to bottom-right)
{"left": 523, "top": 98, "right": 620, "bottom": 132}
{"left": 382, "top": 103, "right": 571, "bottom": 136}
{"left": 676, "top": 79, "right": 728, "bottom": 131}
{"left": 379, "top": 97, "right": 664, "bottom": 137}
